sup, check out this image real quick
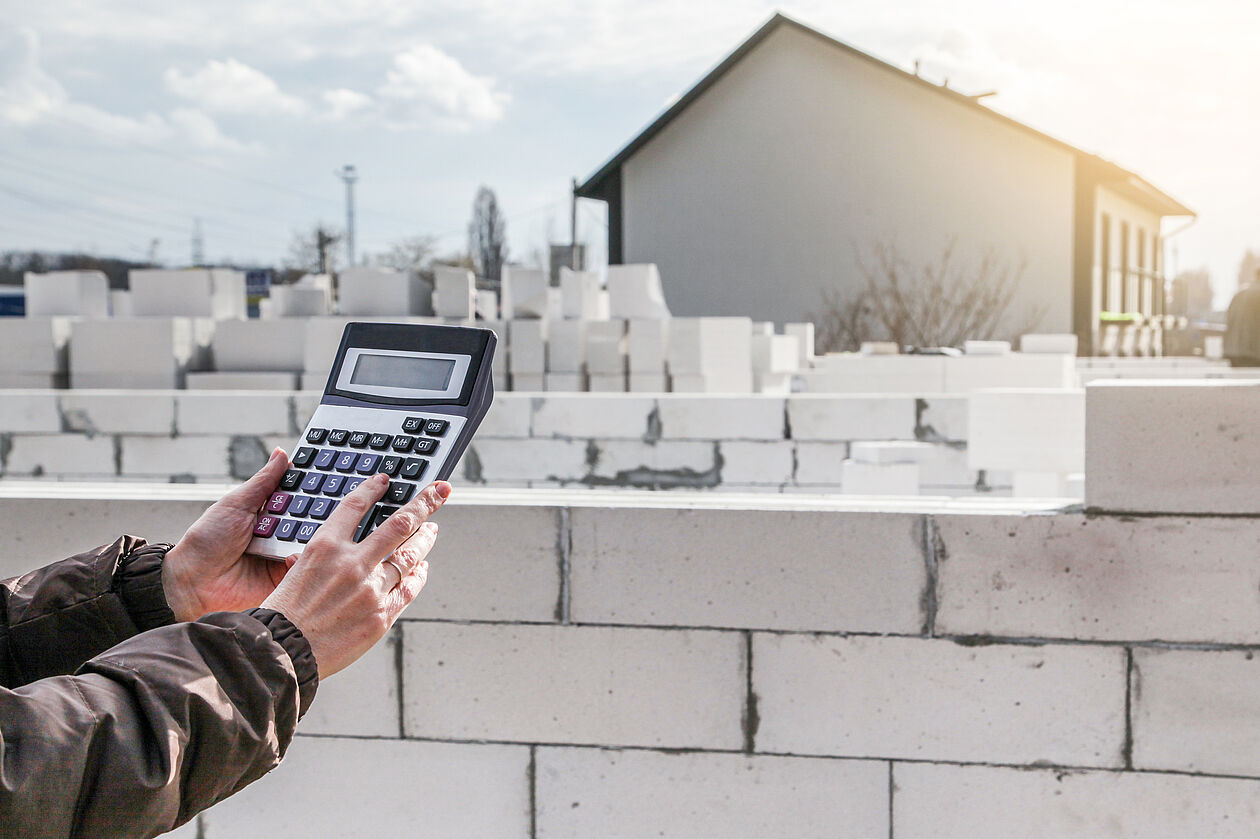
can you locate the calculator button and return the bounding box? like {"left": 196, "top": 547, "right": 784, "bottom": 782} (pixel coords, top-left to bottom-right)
{"left": 288, "top": 495, "right": 313, "bottom": 517}
{"left": 400, "top": 458, "right": 427, "bottom": 481}
{"left": 386, "top": 481, "right": 415, "bottom": 504}
{"left": 321, "top": 475, "right": 346, "bottom": 496}
{"left": 368, "top": 433, "right": 392, "bottom": 450}
{"left": 305, "top": 428, "right": 328, "bottom": 444}
{"left": 292, "top": 447, "right": 317, "bottom": 468}
{"left": 424, "top": 419, "right": 449, "bottom": 436}
{"left": 309, "top": 498, "right": 335, "bottom": 520}
{"left": 327, "top": 429, "right": 350, "bottom": 446}
{"left": 252, "top": 515, "right": 279, "bottom": 538}
{"left": 412, "top": 438, "right": 437, "bottom": 455}
{"left": 295, "top": 522, "right": 320, "bottom": 543}
{"left": 266, "top": 492, "right": 293, "bottom": 514}
{"left": 401, "top": 416, "right": 425, "bottom": 434}
{"left": 313, "top": 449, "right": 338, "bottom": 471}
{"left": 334, "top": 451, "right": 359, "bottom": 473}
{"left": 300, "top": 473, "right": 324, "bottom": 494}
{"left": 348, "top": 431, "right": 370, "bottom": 449}
{"left": 275, "top": 519, "right": 299, "bottom": 542}
{"left": 344, "top": 476, "right": 366, "bottom": 494}
{"left": 377, "top": 456, "right": 402, "bottom": 477}
{"left": 280, "top": 469, "right": 304, "bottom": 491}
{"left": 355, "top": 453, "right": 381, "bottom": 474}
{"left": 391, "top": 435, "right": 415, "bottom": 452}
{"left": 374, "top": 505, "right": 400, "bottom": 525}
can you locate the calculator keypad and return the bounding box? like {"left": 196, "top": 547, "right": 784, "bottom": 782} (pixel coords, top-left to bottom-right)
{"left": 249, "top": 404, "right": 461, "bottom": 558}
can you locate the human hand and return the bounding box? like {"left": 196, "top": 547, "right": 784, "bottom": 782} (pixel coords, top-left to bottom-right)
{"left": 162, "top": 448, "right": 292, "bottom": 622}
{"left": 261, "top": 474, "right": 449, "bottom": 679}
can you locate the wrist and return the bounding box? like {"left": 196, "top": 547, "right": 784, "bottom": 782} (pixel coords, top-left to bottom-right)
{"left": 161, "top": 544, "right": 203, "bottom": 623}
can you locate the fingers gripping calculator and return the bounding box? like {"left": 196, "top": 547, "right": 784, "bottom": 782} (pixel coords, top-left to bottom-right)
{"left": 248, "top": 322, "right": 496, "bottom": 559}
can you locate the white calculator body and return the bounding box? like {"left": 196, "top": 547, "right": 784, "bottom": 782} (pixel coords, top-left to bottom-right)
{"left": 248, "top": 322, "right": 496, "bottom": 559}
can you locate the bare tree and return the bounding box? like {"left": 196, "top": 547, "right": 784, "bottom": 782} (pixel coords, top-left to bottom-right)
{"left": 1236, "top": 249, "right": 1260, "bottom": 293}
{"left": 286, "top": 225, "right": 341, "bottom": 276}
{"left": 374, "top": 234, "right": 438, "bottom": 274}
{"left": 467, "top": 186, "right": 507, "bottom": 284}
{"left": 815, "top": 238, "right": 1045, "bottom": 352}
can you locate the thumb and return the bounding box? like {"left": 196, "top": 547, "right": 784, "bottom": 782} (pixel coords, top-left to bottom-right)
{"left": 223, "top": 448, "right": 288, "bottom": 512}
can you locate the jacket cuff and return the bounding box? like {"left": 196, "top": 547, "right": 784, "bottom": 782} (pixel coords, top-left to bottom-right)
{"left": 243, "top": 608, "right": 319, "bottom": 718}
{"left": 117, "top": 542, "right": 178, "bottom": 633}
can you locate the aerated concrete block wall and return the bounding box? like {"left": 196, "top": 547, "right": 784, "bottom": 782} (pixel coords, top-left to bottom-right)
{"left": 2, "top": 489, "right": 1260, "bottom": 837}
{"left": 0, "top": 391, "right": 992, "bottom": 494}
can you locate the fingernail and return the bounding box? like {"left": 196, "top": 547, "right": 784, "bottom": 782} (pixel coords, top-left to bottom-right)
{"left": 436, "top": 482, "right": 451, "bottom": 499}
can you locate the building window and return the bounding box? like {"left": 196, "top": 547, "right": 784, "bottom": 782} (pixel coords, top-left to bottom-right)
{"left": 1100, "top": 213, "right": 1113, "bottom": 312}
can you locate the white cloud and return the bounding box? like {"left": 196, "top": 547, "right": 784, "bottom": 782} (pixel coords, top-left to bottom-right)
{"left": 321, "top": 87, "right": 373, "bottom": 120}
{"left": 169, "top": 107, "right": 261, "bottom": 152}
{"left": 164, "top": 58, "right": 306, "bottom": 115}
{"left": 0, "top": 26, "right": 68, "bottom": 124}
{"left": 377, "top": 44, "right": 508, "bottom": 129}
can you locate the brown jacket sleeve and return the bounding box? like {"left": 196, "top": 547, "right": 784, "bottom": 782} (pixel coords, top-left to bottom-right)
{"left": 0, "top": 539, "right": 319, "bottom": 838}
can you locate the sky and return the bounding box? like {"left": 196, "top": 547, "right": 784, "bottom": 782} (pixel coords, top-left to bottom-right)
{"left": 1, "top": 0, "right": 1256, "bottom": 304}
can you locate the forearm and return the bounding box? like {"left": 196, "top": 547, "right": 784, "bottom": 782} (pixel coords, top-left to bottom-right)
{"left": 0, "top": 609, "right": 317, "bottom": 838}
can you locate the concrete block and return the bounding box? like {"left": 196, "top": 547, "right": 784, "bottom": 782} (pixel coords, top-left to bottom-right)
{"left": 784, "top": 322, "right": 815, "bottom": 364}
{"left": 667, "top": 318, "right": 751, "bottom": 390}
{"left": 860, "top": 342, "right": 899, "bottom": 355}
{"left": 587, "top": 373, "right": 625, "bottom": 392}
{"left": 337, "top": 266, "right": 424, "bottom": 316}
{"left": 60, "top": 392, "right": 176, "bottom": 435}
{"left": 404, "top": 504, "right": 561, "bottom": 621}
{"left": 628, "top": 373, "right": 668, "bottom": 392}
{"left": 535, "top": 748, "right": 888, "bottom": 839}
{"left": 718, "top": 440, "right": 794, "bottom": 484}
{"left": 0, "top": 373, "right": 65, "bottom": 388}
{"left": 585, "top": 319, "right": 626, "bottom": 374}
{"left": 185, "top": 372, "right": 298, "bottom": 390}
{"left": 129, "top": 269, "right": 215, "bottom": 317}
{"left": 70, "top": 317, "right": 207, "bottom": 388}
{"left": 0, "top": 317, "right": 70, "bottom": 373}
{"left": 466, "top": 438, "right": 588, "bottom": 482}
{"left": 849, "top": 440, "right": 936, "bottom": 464}
{"left": 199, "top": 737, "right": 530, "bottom": 838}
{"left": 508, "top": 319, "right": 546, "bottom": 374}
{"left": 402, "top": 623, "right": 744, "bottom": 749}
{"left": 915, "top": 444, "right": 975, "bottom": 487}
{"left": 1132, "top": 648, "right": 1260, "bottom": 777}
{"left": 943, "top": 354, "right": 1076, "bottom": 392}
{"left": 915, "top": 394, "right": 968, "bottom": 442}
{"left": 803, "top": 355, "right": 945, "bottom": 393}
{"left": 935, "top": 513, "right": 1260, "bottom": 644}
{"left": 1011, "top": 470, "right": 1075, "bottom": 497}
{"left": 72, "top": 372, "right": 185, "bottom": 390}
{"left": 570, "top": 508, "right": 925, "bottom": 632}
{"left": 176, "top": 393, "right": 292, "bottom": 436}
{"left": 751, "top": 334, "right": 799, "bottom": 373}
{"left": 109, "top": 289, "right": 132, "bottom": 317}
{"left": 5, "top": 434, "right": 116, "bottom": 477}
{"left": 792, "top": 442, "right": 849, "bottom": 485}
{"left": 787, "top": 395, "right": 917, "bottom": 440}
{"left": 1022, "top": 333, "right": 1079, "bottom": 354}
{"left": 546, "top": 320, "right": 586, "bottom": 373}
{"left": 605, "top": 263, "right": 670, "bottom": 319}
{"left": 120, "top": 436, "right": 231, "bottom": 478}
{"left": 532, "top": 394, "right": 654, "bottom": 439}
{"left": 481, "top": 320, "right": 508, "bottom": 374}
{"left": 208, "top": 269, "right": 247, "bottom": 320}
{"left": 559, "top": 267, "right": 603, "bottom": 319}
{"left": 211, "top": 318, "right": 305, "bottom": 372}
{"left": 511, "top": 373, "right": 545, "bottom": 392}
{"left": 501, "top": 266, "right": 550, "bottom": 318}
{"left": 587, "top": 441, "right": 716, "bottom": 484}
{"left": 477, "top": 395, "right": 531, "bottom": 438}
{"left": 1087, "top": 381, "right": 1260, "bottom": 514}
{"left": 963, "top": 339, "right": 1010, "bottom": 355}
{"left": 299, "top": 631, "right": 399, "bottom": 737}
{"left": 544, "top": 372, "right": 585, "bottom": 391}
{"left": 754, "top": 634, "right": 1126, "bottom": 766}
{"left": 754, "top": 371, "right": 793, "bottom": 394}
{"left": 657, "top": 396, "right": 785, "bottom": 441}
{"left": 269, "top": 284, "right": 330, "bottom": 317}
{"left": 627, "top": 318, "right": 668, "bottom": 374}
{"left": 893, "top": 763, "right": 1260, "bottom": 839}
{"left": 841, "top": 459, "right": 918, "bottom": 494}
{"left": 433, "top": 265, "right": 476, "bottom": 318}
{"left": 967, "top": 389, "right": 1084, "bottom": 473}
{"left": 0, "top": 391, "right": 61, "bottom": 432}
{"left": 24, "top": 270, "right": 109, "bottom": 317}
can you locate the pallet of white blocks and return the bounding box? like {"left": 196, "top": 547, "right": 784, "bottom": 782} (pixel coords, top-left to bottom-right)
{"left": 70, "top": 317, "right": 212, "bottom": 389}
{"left": 0, "top": 317, "right": 72, "bottom": 388}
{"left": 338, "top": 267, "right": 429, "bottom": 316}
{"left": 668, "top": 317, "right": 753, "bottom": 393}
{"left": 129, "top": 269, "right": 246, "bottom": 319}
{"left": 433, "top": 266, "right": 476, "bottom": 319}
{"left": 24, "top": 271, "right": 110, "bottom": 318}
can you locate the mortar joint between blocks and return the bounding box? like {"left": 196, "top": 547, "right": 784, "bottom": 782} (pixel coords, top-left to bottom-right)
{"left": 556, "top": 507, "right": 572, "bottom": 624}
{"left": 920, "top": 516, "right": 941, "bottom": 637}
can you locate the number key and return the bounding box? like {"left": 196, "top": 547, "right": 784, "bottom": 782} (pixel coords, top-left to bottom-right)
{"left": 295, "top": 522, "right": 320, "bottom": 543}
{"left": 386, "top": 481, "right": 414, "bottom": 504}
{"left": 368, "top": 433, "right": 392, "bottom": 450}
{"left": 344, "top": 476, "right": 366, "bottom": 494}
{"left": 348, "top": 431, "right": 370, "bottom": 448}
{"left": 288, "top": 495, "right": 313, "bottom": 517}
{"left": 305, "top": 427, "right": 328, "bottom": 444}
{"left": 327, "top": 429, "right": 350, "bottom": 446}
{"left": 309, "top": 498, "right": 335, "bottom": 520}
{"left": 300, "top": 473, "right": 324, "bottom": 494}
{"left": 321, "top": 475, "right": 346, "bottom": 496}
{"left": 355, "top": 453, "right": 380, "bottom": 474}
{"left": 313, "top": 449, "right": 337, "bottom": 470}
{"left": 401, "top": 416, "right": 424, "bottom": 434}
{"left": 292, "top": 447, "right": 317, "bottom": 468}
{"left": 400, "top": 458, "right": 427, "bottom": 481}
{"left": 275, "top": 519, "right": 299, "bottom": 542}
{"left": 334, "top": 451, "right": 358, "bottom": 473}
{"left": 280, "top": 469, "right": 304, "bottom": 491}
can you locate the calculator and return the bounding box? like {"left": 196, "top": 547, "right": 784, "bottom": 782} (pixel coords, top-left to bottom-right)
{"left": 247, "top": 322, "right": 496, "bottom": 559}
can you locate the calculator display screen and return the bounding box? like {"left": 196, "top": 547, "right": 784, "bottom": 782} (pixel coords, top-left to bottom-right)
{"left": 350, "top": 353, "right": 456, "bottom": 391}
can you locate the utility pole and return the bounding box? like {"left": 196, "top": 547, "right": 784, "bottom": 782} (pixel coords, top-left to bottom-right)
{"left": 335, "top": 164, "right": 359, "bottom": 266}
{"left": 191, "top": 217, "right": 204, "bottom": 266}
{"left": 316, "top": 228, "right": 337, "bottom": 275}
{"left": 570, "top": 177, "right": 578, "bottom": 269}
